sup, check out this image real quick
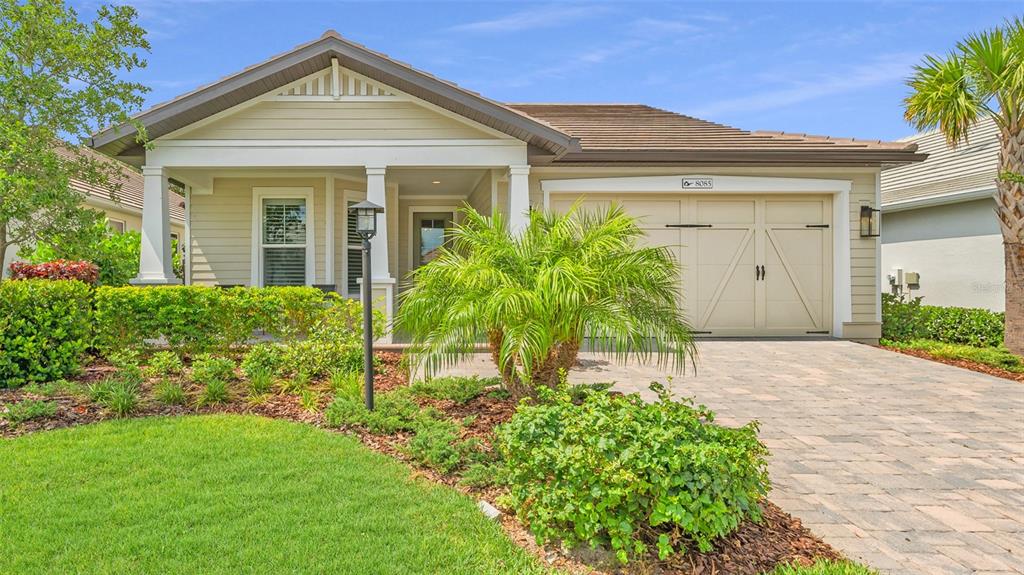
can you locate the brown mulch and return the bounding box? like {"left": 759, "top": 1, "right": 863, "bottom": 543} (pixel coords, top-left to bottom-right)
{"left": 879, "top": 345, "right": 1024, "bottom": 382}
{"left": 1, "top": 351, "right": 846, "bottom": 574}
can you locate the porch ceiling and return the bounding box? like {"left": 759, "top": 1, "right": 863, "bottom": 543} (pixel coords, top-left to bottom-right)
{"left": 387, "top": 168, "right": 488, "bottom": 196}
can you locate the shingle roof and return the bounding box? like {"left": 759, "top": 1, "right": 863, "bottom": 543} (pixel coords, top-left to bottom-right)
{"left": 61, "top": 146, "right": 184, "bottom": 222}
{"left": 880, "top": 118, "right": 999, "bottom": 207}
{"left": 509, "top": 104, "right": 917, "bottom": 153}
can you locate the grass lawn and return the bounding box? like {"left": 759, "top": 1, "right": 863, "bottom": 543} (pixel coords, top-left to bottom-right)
{"left": 0, "top": 415, "right": 549, "bottom": 575}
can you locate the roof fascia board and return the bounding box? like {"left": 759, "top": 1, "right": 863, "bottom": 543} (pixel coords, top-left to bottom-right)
{"left": 882, "top": 187, "right": 996, "bottom": 212}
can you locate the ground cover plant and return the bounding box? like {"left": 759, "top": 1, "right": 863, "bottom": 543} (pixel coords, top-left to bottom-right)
{"left": 0, "top": 415, "right": 549, "bottom": 575}
{"left": 882, "top": 294, "right": 1005, "bottom": 347}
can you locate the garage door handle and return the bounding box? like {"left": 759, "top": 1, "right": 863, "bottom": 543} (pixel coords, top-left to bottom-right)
{"left": 756, "top": 265, "right": 765, "bottom": 281}
{"left": 666, "top": 224, "right": 712, "bottom": 228}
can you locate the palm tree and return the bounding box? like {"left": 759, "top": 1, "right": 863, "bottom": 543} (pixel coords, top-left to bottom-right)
{"left": 396, "top": 204, "right": 697, "bottom": 398}
{"left": 904, "top": 17, "right": 1023, "bottom": 355}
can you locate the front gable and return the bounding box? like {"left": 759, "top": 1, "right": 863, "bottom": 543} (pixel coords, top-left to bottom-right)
{"left": 166, "top": 65, "right": 507, "bottom": 142}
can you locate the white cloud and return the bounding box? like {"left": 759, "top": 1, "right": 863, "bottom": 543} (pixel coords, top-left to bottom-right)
{"left": 448, "top": 5, "right": 602, "bottom": 33}
{"left": 688, "top": 52, "right": 919, "bottom": 118}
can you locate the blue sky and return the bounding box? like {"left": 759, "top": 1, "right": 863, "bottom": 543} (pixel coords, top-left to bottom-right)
{"left": 75, "top": 1, "right": 1020, "bottom": 141}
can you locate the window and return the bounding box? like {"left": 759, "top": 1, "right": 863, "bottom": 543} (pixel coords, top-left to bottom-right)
{"left": 418, "top": 218, "right": 446, "bottom": 267}
{"left": 108, "top": 219, "right": 126, "bottom": 234}
{"left": 346, "top": 199, "right": 363, "bottom": 295}
{"left": 261, "top": 198, "right": 308, "bottom": 286}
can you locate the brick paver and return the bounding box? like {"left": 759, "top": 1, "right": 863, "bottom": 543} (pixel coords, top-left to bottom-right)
{"left": 439, "top": 340, "right": 1024, "bottom": 574}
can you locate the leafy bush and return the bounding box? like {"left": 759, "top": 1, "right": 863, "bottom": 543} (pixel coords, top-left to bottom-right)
{"left": 281, "top": 339, "right": 362, "bottom": 378}
{"left": 25, "top": 220, "right": 141, "bottom": 286}
{"left": 190, "top": 354, "right": 235, "bottom": 384}
{"left": 767, "top": 560, "right": 878, "bottom": 575}
{"left": 410, "top": 376, "right": 496, "bottom": 404}
{"left": 241, "top": 343, "right": 287, "bottom": 378}
{"left": 154, "top": 379, "right": 187, "bottom": 405}
{"left": 498, "top": 384, "right": 770, "bottom": 563}
{"left": 8, "top": 259, "right": 99, "bottom": 283}
{"left": 882, "top": 294, "right": 1005, "bottom": 347}
{"left": 299, "top": 389, "right": 321, "bottom": 412}
{"left": 2, "top": 399, "right": 58, "bottom": 423}
{"left": 197, "top": 379, "right": 230, "bottom": 406}
{"left": 324, "top": 389, "right": 426, "bottom": 434}
{"left": 279, "top": 371, "right": 309, "bottom": 394}
{"left": 330, "top": 370, "right": 362, "bottom": 401}
{"left": 459, "top": 462, "right": 507, "bottom": 488}
{"left": 406, "top": 419, "right": 465, "bottom": 473}
{"left": 0, "top": 279, "right": 93, "bottom": 387}
{"left": 92, "top": 286, "right": 344, "bottom": 356}
{"left": 145, "top": 351, "right": 184, "bottom": 378}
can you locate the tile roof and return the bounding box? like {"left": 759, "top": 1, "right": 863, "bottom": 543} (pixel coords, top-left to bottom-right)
{"left": 61, "top": 146, "right": 184, "bottom": 222}
{"left": 508, "top": 104, "right": 917, "bottom": 153}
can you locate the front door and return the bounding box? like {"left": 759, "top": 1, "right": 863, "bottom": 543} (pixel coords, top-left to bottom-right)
{"left": 412, "top": 212, "right": 454, "bottom": 270}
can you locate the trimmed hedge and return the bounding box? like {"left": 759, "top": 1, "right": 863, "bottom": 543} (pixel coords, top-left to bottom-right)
{"left": 0, "top": 280, "right": 93, "bottom": 387}
{"left": 882, "top": 294, "right": 1005, "bottom": 347}
{"left": 498, "top": 383, "right": 770, "bottom": 563}
{"left": 93, "top": 286, "right": 331, "bottom": 356}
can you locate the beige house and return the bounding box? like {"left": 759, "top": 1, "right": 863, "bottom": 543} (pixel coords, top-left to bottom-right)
{"left": 91, "top": 31, "right": 924, "bottom": 342}
{"left": 2, "top": 148, "right": 185, "bottom": 276}
{"left": 881, "top": 119, "right": 1004, "bottom": 311}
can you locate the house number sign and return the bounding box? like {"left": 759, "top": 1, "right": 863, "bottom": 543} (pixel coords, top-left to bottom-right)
{"left": 681, "top": 177, "right": 713, "bottom": 189}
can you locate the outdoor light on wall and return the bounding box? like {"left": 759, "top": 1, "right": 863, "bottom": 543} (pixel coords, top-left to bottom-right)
{"left": 348, "top": 200, "right": 384, "bottom": 410}
{"left": 859, "top": 205, "right": 880, "bottom": 238}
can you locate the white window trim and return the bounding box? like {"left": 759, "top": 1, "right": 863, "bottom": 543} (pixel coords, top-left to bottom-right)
{"left": 251, "top": 187, "right": 315, "bottom": 287}
{"left": 341, "top": 188, "right": 367, "bottom": 298}
{"left": 406, "top": 204, "right": 461, "bottom": 276}
{"left": 108, "top": 218, "right": 126, "bottom": 233}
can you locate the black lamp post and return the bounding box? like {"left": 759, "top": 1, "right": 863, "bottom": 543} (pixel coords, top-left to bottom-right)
{"left": 349, "top": 200, "right": 384, "bottom": 410}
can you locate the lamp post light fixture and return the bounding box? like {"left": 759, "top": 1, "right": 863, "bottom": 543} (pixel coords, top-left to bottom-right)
{"left": 349, "top": 200, "right": 384, "bottom": 410}
{"left": 859, "top": 205, "right": 881, "bottom": 238}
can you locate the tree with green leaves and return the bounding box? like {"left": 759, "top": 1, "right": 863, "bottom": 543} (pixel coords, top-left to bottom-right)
{"left": 397, "top": 205, "right": 697, "bottom": 398}
{"left": 0, "top": 0, "right": 149, "bottom": 279}
{"left": 904, "top": 17, "right": 1024, "bottom": 355}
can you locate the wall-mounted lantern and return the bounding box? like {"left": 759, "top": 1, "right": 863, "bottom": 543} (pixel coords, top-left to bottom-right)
{"left": 860, "top": 205, "right": 880, "bottom": 238}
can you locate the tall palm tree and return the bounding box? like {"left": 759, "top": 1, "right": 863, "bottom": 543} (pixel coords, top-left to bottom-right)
{"left": 396, "top": 204, "right": 697, "bottom": 398}
{"left": 904, "top": 17, "right": 1024, "bottom": 355}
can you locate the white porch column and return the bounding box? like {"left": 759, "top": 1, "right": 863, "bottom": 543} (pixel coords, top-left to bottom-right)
{"left": 132, "top": 166, "right": 180, "bottom": 285}
{"left": 365, "top": 166, "right": 391, "bottom": 279}
{"left": 508, "top": 165, "right": 530, "bottom": 234}
{"left": 365, "top": 166, "right": 394, "bottom": 343}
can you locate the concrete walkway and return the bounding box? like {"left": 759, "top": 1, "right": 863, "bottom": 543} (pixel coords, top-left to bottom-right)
{"left": 439, "top": 340, "right": 1024, "bottom": 575}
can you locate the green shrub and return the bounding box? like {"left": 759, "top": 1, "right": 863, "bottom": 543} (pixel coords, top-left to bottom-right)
{"left": 459, "top": 462, "right": 507, "bottom": 488}
{"left": 498, "top": 383, "right": 770, "bottom": 563}
{"left": 190, "top": 354, "right": 235, "bottom": 384}
{"left": 2, "top": 399, "right": 58, "bottom": 423}
{"left": 92, "top": 286, "right": 337, "bottom": 356}
{"left": 882, "top": 294, "right": 1005, "bottom": 347}
{"left": 107, "top": 348, "right": 142, "bottom": 370}
{"left": 767, "top": 560, "right": 878, "bottom": 575}
{"left": 27, "top": 220, "right": 142, "bottom": 286}
{"left": 299, "top": 389, "right": 321, "bottom": 412}
{"left": 279, "top": 371, "right": 309, "bottom": 394}
{"left": 21, "top": 379, "right": 83, "bottom": 398}
{"left": 410, "top": 376, "right": 496, "bottom": 404}
{"left": 246, "top": 368, "right": 275, "bottom": 396}
{"left": 154, "top": 379, "right": 187, "bottom": 405}
{"left": 281, "top": 339, "right": 362, "bottom": 378}
{"left": 145, "top": 351, "right": 184, "bottom": 378}
{"left": 323, "top": 389, "right": 426, "bottom": 434}
{"left": 241, "top": 343, "right": 287, "bottom": 378}
{"left": 0, "top": 280, "right": 92, "bottom": 387}
{"left": 884, "top": 339, "right": 1024, "bottom": 372}
{"left": 406, "top": 419, "right": 465, "bottom": 473}
{"left": 197, "top": 379, "right": 230, "bottom": 406}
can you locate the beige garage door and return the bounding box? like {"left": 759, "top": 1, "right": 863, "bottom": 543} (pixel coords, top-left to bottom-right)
{"left": 550, "top": 194, "right": 832, "bottom": 337}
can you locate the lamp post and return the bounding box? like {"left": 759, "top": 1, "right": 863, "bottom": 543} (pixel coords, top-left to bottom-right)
{"left": 349, "top": 200, "right": 384, "bottom": 410}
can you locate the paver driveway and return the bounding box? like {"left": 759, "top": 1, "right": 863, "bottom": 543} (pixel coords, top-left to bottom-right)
{"left": 440, "top": 340, "right": 1024, "bottom": 575}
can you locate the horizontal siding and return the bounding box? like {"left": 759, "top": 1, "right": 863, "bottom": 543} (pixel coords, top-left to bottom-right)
{"left": 182, "top": 100, "right": 496, "bottom": 140}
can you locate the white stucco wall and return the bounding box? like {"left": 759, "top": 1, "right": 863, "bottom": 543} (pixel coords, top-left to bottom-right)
{"left": 881, "top": 198, "right": 1004, "bottom": 311}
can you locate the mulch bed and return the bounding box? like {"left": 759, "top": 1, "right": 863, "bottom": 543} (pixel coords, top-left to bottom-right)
{"left": 1, "top": 351, "right": 846, "bottom": 574}
{"left": 879, "top": 345, "right": 1024, "bottom": 383}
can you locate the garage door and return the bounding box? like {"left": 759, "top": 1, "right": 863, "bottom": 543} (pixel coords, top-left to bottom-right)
{"left": 549, "top": 194, "right": 832, "bottom": 337}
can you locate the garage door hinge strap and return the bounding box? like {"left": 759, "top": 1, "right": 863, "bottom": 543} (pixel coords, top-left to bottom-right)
{"left": 806, "top": 330, "right": 829, "bottom": 334}
{"left": 805, "top": 224, "right": 830, "bottom": 228}
{"left": 692, "top": 330, "right": 713, "bottom": 335}
{"left": 666, "top": 224, "right": 713, "bottom": 228}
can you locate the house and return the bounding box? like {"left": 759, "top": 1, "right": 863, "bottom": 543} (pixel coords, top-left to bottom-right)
{"left": 1, "top": 147, "right": 186, "bottom": 276}
{"left": 90, "top": 31, "right": 924, "bottom": 342}
{"left": 880, "top": 119, "right": 1004, "bottom": 311}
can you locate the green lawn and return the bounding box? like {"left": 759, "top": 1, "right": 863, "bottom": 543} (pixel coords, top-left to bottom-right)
{"left": 0, "top": 415, "right": 549, "bottom": 575}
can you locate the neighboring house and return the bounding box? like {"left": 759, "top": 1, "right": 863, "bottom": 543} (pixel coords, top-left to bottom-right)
{"left": 2, "top": 147, "right": 186, "bottom": 277}
{"left": 880, "top": 119, "right": 1004, "bottom": 311}
{"left": 90, "top": 31, "right": 924, "bottom": 342}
